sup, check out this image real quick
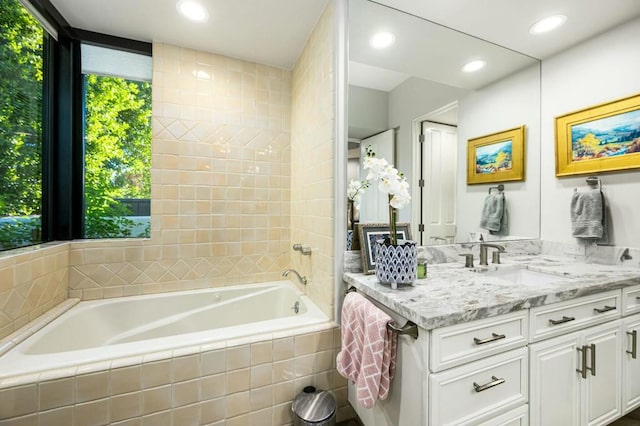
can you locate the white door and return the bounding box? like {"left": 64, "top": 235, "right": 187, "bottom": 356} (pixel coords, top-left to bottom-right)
{"left": 582, "top": 321, "right": 622, "bottom": 426}
{"left": 623, "top": 314, "right": 640, "bottom": 413}
{"left": 359, "top": 129, "right": 395, "bottom": 223}
{"left": 529, "top": 332, "right": 582, "bottom": 426}
{"left": 420, "top": 121, "right": 457, "bottom": 245}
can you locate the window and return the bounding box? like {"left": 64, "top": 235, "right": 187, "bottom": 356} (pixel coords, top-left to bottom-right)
{"left": 0, "top": 0, "right": 45, "bottom": 250}
{"left": 81, "top": 44, "right": 152, "bottom": 238}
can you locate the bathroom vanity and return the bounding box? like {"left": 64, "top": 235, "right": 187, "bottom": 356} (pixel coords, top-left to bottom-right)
{"left": 343, "top": 254, "right": 640, "bottom": 426}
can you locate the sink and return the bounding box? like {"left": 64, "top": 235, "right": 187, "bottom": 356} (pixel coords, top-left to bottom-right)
{"left": 477, "top": 267, "right": 570, "bottom": 285}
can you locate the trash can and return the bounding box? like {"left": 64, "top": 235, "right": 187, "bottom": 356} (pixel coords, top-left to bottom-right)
{"left": 292, "top": 386, "right": 336, "bottom": 426}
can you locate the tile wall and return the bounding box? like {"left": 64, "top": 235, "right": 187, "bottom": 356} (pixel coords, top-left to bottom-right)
{"left": 67, "top": 43, "right": 294, "bottom": 300}
{"left": 290, "top": 0, "right": 336, "bottom": 318}
{"left": 0, "top": 243, "right": 68, "bottom": 340}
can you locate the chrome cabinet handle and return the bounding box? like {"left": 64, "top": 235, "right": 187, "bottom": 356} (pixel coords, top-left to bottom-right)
{"left": 549, "top": 316, "right": 576, "bottom": 325}
{"left": 577, "top": 345, "right": 588, "bottom": 379}
{"left": 586, "top": 343, "right": 596, "bottom": 376}
{"left": 593, "top": 305, "right": 616, "bottom": 314}
{"left": 473, "top": 332, "right": 506, "bottom": 345}
{"left": 473, "top": 376, "right": 505, "bottom": 392}
{"left": 627, "top": 330, "right": 638, "bottom": 359}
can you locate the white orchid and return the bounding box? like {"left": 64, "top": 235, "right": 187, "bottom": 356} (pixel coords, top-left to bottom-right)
{"left": 347, "top": 179, "right": 369, "bottom": 209}
{"left": 362, "top": 146, "right": 411, "bottom": 245}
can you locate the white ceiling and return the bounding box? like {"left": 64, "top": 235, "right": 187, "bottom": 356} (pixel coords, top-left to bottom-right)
{"left": 49, "top": 0, "right": 329, "bottom": 69}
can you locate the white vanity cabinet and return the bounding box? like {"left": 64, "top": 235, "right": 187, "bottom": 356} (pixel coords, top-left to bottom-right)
{"left": 527, "top": 290, "right": 623, "bottom": 425}
{"left": 623, "top": 314, "right": 640, "bottom": 414}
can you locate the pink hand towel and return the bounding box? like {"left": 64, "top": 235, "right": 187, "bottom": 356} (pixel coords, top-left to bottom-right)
{"left": 336, "top": 292, "right": 398, "bottom": 408}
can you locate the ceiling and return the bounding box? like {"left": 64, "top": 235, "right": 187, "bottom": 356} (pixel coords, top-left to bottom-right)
{"left": 48, "top": 0, "right": 329, "bottom": 69}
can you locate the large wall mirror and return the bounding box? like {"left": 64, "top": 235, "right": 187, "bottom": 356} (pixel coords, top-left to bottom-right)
{"left": 347, "top": 0, "right": 541, "bottom": 247}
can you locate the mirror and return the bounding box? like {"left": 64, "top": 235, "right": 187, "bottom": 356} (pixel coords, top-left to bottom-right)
{"left": 347, "top": 0, "right": 541, "bottom": 247}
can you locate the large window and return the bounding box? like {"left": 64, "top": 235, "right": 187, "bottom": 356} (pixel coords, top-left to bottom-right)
{"left": 0, "top": 0, "right": 45, "bottom": 250}
{"left": 81, "top": 45, "right": 152, "bottom": 238}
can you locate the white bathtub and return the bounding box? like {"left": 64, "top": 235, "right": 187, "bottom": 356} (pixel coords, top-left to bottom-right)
{"left": 0, "top": 281, "right": 328, "bottom": 379}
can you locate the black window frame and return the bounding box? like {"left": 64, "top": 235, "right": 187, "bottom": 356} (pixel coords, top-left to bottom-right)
{"left": 15, "top": 0, "right": 152, "bottom": 247}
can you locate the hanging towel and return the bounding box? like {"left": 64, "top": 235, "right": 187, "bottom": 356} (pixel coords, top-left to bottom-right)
{"left": 336, "top": 292, "right": 397, "bottom": 408}
{"left": 570, "top": 188, "right": 604, "bottom": 239}
{"left": 479, "top": 192, "right": 506, "bottom": 233}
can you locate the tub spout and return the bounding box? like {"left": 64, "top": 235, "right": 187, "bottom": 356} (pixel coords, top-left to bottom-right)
{"left": 282, "top": 269, "right": 307, "bottom": 285}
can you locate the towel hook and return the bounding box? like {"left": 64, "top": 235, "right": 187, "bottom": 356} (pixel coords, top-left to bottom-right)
{"left": 586, "top": 176, "right": 601, "bottom": 191}
{"left": 488, "top": 184, "right": 504, "bottom": 194}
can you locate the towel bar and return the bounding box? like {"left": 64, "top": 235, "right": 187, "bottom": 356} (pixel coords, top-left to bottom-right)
{"left": 344, "top": 286, "right": 419, "bottom": 339}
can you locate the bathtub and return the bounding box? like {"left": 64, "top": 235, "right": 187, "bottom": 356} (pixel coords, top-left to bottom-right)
{"left": 0, "top": 281, "right": 329, "bottom": 380}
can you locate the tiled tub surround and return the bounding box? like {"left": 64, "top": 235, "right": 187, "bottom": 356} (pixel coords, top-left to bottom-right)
{"left": 343, "top": 253, "right": 640, "bottom": 331}
{"left": 0, "top": 243, "right": 69, "bottom": 340}
{"left": 0, "top": 322, "right": 349, "bottom": 425}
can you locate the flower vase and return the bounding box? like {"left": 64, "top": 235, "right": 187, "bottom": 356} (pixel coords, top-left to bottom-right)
{"left": 374, "top": 238, "right": 417, "bottom": 286}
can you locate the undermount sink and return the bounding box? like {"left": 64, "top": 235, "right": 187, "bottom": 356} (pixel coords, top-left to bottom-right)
{"left": 476, "top": 267, "right": 571, "bottom": 286}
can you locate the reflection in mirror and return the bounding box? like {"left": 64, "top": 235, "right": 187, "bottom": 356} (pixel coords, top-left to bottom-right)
{"left": 347, "top": 0, "right": 541, "bottom": 248}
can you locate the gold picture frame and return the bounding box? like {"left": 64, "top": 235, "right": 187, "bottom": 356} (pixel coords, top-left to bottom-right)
{"left": 467, "top": 126, "right": 526, "bottom": 185}
{"left": 555, "top": 93, "right": 640, "bottom": 177}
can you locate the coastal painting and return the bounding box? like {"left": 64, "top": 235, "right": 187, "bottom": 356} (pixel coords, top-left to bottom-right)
{"left": 570, "top": 109, "right": 640, "bottom": 161}
{"left": 475, "top": 140, "right": 513, "bottom": 174}
{"left": 467, "top": 126, "right": 525, "bottom": 184}
{"left": 555, "top": 93, "right": 640, "bottom": 176}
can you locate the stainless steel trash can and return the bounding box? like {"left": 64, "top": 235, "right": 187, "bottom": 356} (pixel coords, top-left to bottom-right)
{"left": 292, "top": 386, "right": 336, "bottom": 426}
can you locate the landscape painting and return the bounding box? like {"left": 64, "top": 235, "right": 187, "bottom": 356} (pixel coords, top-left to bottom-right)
{"left": 467, "top": 125, "right": 525, "bottom": 184}
{"left": 555, "top": 93, "right": 640, "bottom": 176}
{"left": 570, "top": 108, "right": 640, "bottom": 161}
{"left": 475, "top": 140, "right": 513, "bottom": 174}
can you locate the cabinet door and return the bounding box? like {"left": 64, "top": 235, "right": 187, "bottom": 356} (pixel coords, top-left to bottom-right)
{"left": 623, "top": 315, "right": 640, "bottom": 414}
{"left": 529, "top": 332, "right": 582, "bottom": 426}
{"left": 582, "top": 320, "right": 622, "bottom": 426}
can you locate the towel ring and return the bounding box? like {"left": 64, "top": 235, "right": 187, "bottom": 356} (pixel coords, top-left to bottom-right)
{"left": 488, "top": 184, "right": 504, "bottom": 194}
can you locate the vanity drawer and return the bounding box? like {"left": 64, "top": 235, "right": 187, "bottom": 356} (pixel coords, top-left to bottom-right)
{"left": 430, "top": 348, "right": 528, "bottom": 426}
{"left": 529, "top": 290, "right": 621, "bottom": 342}
{"left": 623, "top": 285, "right": 640, "bottom": 316}
{"left": 430, "top": 310, "right": 528, "bottom": 372}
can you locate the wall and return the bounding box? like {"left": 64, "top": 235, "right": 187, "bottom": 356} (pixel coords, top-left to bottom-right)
{"left": 67, "top": 43, "right": 293, "bottom": 299}
{"left": 390, "top": 77, "right": 469, "bottom": 222}
{"left": 290, "top": 1, "right": 337, "bottom": 319}
{"left": 540, "top": 17, "right": 640, "bottom": 247}
{"left": 457, "top": 64, "right": 541, "bottom": 241}
{"left": 348, "top": 85, "right": 388, "bottom": 139}
{"left": 0, "top": 243, "right": 68, "bottom": 340}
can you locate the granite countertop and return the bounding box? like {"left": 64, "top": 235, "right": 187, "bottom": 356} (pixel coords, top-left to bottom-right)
{"left": 343, "top": 254, "right": 640, "bottom": 330}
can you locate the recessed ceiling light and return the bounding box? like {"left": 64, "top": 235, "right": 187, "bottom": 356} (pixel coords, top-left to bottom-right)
{"left": 462, "top": 60, "right": 486, "bottom": 73}
{"left": 530, "top": 14, "right": 567, "bottom": 34}
{"left": 370, "top": 32, "right": 396, "bottom": 49}
{"left": 177, "top": 0, "right": 209, "bottom": 22}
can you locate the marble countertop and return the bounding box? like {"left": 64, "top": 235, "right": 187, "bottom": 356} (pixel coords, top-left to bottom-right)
{"left": 343, "top": 254, "right": 640, "bottom": 330}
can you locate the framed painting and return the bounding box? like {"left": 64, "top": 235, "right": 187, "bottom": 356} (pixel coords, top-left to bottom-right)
{"left": 358, "top": 222, "right": 412, "bottom": 274}
{"left": 467, "top": 126, "right": 526, "bottom": 185}
{"left": 555, "top": 93, "right": 640, "bottom": 176}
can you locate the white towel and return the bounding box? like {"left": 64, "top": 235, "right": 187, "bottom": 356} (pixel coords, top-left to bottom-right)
{"left": 570, "top": 189, "right": 604, "bottom": 239}
{"left": 480, "top": 193, "right": 506, "bottom": 234}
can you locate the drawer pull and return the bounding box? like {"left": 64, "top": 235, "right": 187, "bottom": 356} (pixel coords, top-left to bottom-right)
{"left": 576, "top": 346, "right": 587, "bottom": 379}
{"left": 627, "top": 330, "right": 638, "bottom": 359}
{"left": 473, "top": 333, "right": 506, "bottom": 345}
{"left": 593, "top": 305, "right": 616, "bottom": 314}
{"left": 473, "top": 376, "right": 505, "bottom": 393}
{"left": 636, "top": 296, "right": 640, "bottom": 300}
{"left": 549, "top": 316, "right": 575, "bottom": 325}
{"left": 586, "top": 343, "right": 596, "bottom": 376}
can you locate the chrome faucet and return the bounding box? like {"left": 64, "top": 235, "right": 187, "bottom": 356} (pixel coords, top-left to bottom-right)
{"left": 282, "top": 269, "right": 308, "bottom": 285}
{"left": 479, "top": 243, "right": 506, "bottom": 266}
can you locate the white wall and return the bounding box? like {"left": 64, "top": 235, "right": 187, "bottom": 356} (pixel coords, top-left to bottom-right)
{"left": 389, "top": 77, "right": 469, "bottom": 222}
{"left": 540, "top": 17, "right": 640, "bottom": 247}
{"left": 457, "top": 64, "right": 541, "bottom": 241}
{"left": 348, "top": 85, "right": 389, "bottom": 138}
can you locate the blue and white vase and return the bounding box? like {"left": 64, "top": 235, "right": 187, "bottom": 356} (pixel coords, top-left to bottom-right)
{"left": 374, "top": 239, "right": 417, "bottom": 286}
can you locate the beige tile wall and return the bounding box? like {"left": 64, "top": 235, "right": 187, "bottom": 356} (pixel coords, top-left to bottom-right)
{"left": 0, "top": 327, "right": 350, "bottom": 425}
{"left": 290, "top": 1, "right": 336, "bottom": 319}
{"left": 67, "top": 43, "right": 293, "bottom": 299}
{"left": 0, "top": 243, "right": 68, "bottom": 340}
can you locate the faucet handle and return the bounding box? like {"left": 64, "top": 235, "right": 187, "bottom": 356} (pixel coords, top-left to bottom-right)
{"left": 459, "top": 253, "right": 474, "bottom": 268}
{"left": 492, "top": 251, "right": 503, "bottom": 264}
